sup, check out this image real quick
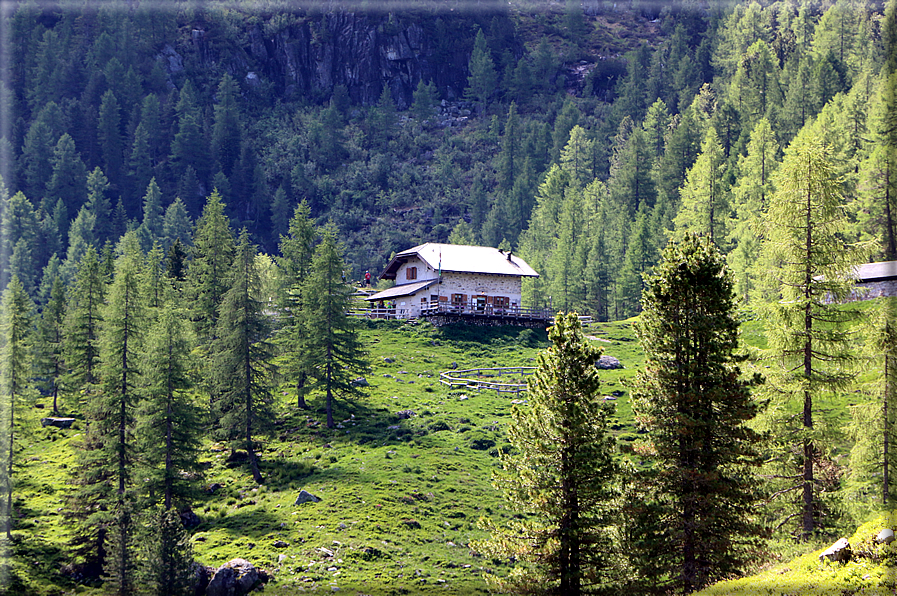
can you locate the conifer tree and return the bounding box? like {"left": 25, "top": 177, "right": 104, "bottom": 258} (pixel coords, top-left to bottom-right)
{"left": 276, "top": 201, "right": 317, "bottom": 408}
{"left": 35, "top": 271, "right": 65, "bottom": 414}
{"left": 95, "top": 232, "right": 146, "bottom": 595}
{"left": 728, "top": 118, "right": 780, "bottom": 303}
{"left": 845, "top": 297, "right": 897, "bottom": 516}
{"left": 162, "top": 197, "right": 193, "bottom": 250}
{"left": 64, "top": 246, "right": 105, "bottom": 393}
{"left": 759, "top": 140, "right": 867, "bottom": 539}
{"left": 411, "top": 78, "right": 437, "bottom": 124}
{"left": 137, "top": 507, "right": 194, "bottom": 596}
{"left": 300, "top": 223, "right": 368, "bottom": 429}
{"left": 136, "top": 178, "right": 164, "bottom": 252}
{"left": 0, "top": 276, "right": 33, "bottom": 540}
{"left": 187, "top": 190, "right": 235, "bottom": 345}
{"left": 135, "top": 301, "right": 200, "bottom": 510}
{"left": 211, "top": 74, "right": 242, "bottom": 177}
{"left": 465, "top": 29, "right": 498, "bottom": 111}
{"left": 672, "top": 126, "right": 728, "bottom": 247}
{"left": 211, "top": 230, "right": 274, "bottom": 483}
{"left": 475, "top": 313, "right": 618, "bottom": 596}
{"left": 630, "top": 234, "right": 763, "bottom": 593}
{"left": 85, "top": 167, "right": 112, "bottom": 247}
{"left": 46, "top": 133, "right": 88, "bottom": 220}
{"left": 98, "top": 90, "right": 124, "bottom": 192}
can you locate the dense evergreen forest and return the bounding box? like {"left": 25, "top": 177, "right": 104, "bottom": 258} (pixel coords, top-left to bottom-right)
{"left": 2, "top": 0, "right": 893, "bottom": 319}
{"left": 2, "top": 0, "right": 897, "bottom": 594}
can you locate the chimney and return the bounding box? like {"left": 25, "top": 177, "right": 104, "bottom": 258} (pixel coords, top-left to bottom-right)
{"left": 507, "top": 252, "right": 512, "bottom": 261}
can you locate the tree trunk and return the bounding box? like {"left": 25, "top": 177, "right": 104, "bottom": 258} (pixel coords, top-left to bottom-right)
{"left": 885, "top": 349, "right": 891, "bottom": 505}
{"left": 802, "top": 174, "right": 815, "bottom": 540}
{"left": 296, "top": 372, "right": 307, "bottom": 409}
{"left": 326, "top": 345, "right": 334, "bottom": 428}
{"left": 164, "top": 344, "right": 174, "bottom": 511}
{"left": 6, "top": 386, "right": 13, "bottom": 540}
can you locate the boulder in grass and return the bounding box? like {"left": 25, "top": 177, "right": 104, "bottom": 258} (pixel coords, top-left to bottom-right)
{"left": 595, "top": 355, "right": 623, "bottom": 370}
{"left": 294, "top": 490, "right": 321, "bottom": 505}
{"left": 206, "top": 559, "right": 260, "bottom": 596}
{"left": 819, "top": 538, "right": 851, "bottom": 563}
{"left": 41, "top": 417, "right": 75, "bottom": 429}
{"left": 876, "top": 528, "right": 895, "bottom": 545}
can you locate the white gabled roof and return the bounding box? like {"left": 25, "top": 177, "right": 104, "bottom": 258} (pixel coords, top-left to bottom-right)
{"left": 380, "top": 243, "right": 539, "bottom": 280}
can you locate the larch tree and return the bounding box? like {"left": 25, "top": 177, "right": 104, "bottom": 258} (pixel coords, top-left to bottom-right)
{"left": 96, "top": 232, "right": 146, "bottom": 596}
{"left": 211, "top": 230, "right": 274, "bottom": 484}
{"left": 187, "top": 190, "right": 235, "bottom": 346}
{"left": 630, "top": 234, "right": 763, "bottom": 594}
{"left": 672, "top": 126, "right": 729, "bottom": 247}
{"left": 0, "top": 276, "right": 34, "bottom": 541}
{"left": 465, "top": 28, "right": 497, "bottom": 112}
{"left": 759, "top": 140, "right": 868, "bottom": 540}
{"left": 134, "top": 294, "right": 201, "bottom": 596}
{"left": 845, "top": 296, "right": 897, "bottom": 517}
{"left": 727, "top": 118, "right": 780, "bottom": 303}
{"left": 475, "top": 313, "right": 619, "bottom": 596}
{"left": 275, "top": 201, "right": 317, "bottom": 409}
{"left": 299, "top": 222, "right": 368, "bottom": 429}
{"left": 64, "top": 246, "right": 105, "bottom": 396}
{"left": 35, "top": 270, "right": 65, "bottom": 414}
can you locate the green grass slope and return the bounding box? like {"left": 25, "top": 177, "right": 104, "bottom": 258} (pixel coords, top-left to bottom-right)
{"left": 7, "top": 319, "right": 644, "bottom": 595}
{"left": 695, "top": 512, "right": 897, "bottom": 596}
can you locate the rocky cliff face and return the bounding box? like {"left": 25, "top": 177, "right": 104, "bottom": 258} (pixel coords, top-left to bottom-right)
{"left": 182, "top": 11, "right": 493, "bottom": 108}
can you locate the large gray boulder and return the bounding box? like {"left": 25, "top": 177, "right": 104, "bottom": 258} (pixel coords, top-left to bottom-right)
{"left": 596, "top": 356, "right": 623, "bottom": 370}
{"left": 294, "top": 490, "right": 320, "bottom": 505}
{"left": 206, "top": 559, "right": 259, "bottom": 596}
{"left": 819, "top": 538, "right": 851, "bottom": 563}
{"left": 876, "top": 528, "right": 895, "bottom": 545}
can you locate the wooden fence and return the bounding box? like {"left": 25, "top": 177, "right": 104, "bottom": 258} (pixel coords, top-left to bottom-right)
{"left": 439, "top": 366, "right": 537, "bottom": 395}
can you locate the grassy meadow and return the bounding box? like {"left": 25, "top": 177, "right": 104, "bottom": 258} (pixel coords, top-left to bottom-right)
{"left": 5, "top": 311, "right": 895, "bottom": 595}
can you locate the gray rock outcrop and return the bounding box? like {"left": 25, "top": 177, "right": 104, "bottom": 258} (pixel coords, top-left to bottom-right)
{"left": 819, "top": 538, "right": 851, "bottom": 563}
{"left": 596, "top": 356, "right": 623, "bottom": 370}
{"left": 876, "top": 528, "right": 895, "bottom": 544}
{"left": 40, "top": 417, "right": 75, "bottom": 429}
{"left": 294, "top": 490, "right": 321, "bottom": 505}
{"left": 206, "top": 558, "right": 260, "bottom": 596}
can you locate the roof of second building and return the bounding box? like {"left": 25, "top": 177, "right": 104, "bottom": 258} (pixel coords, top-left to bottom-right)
{"left": 856, "top": 261, "right": 897, "bottom": 282}
{"left": 381, "top": 243, "right": 539, "bottom": 279}
{"left": 365, "top": 279, "right": 439, "bottom": 301}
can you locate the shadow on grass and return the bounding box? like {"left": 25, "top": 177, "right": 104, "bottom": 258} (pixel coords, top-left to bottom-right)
{"left": 276, "top": 397, "right": 414, "bottom": 450}
{"left": 198, "top": 506, "right": 283, "bottom": 538}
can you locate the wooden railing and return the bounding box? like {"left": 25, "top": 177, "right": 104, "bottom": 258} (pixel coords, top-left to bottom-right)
{"left": 420, "top": 301, "right": 552, "bottom": 320}
{"left": 440, "top": 366, "right": 536, "bottom": 395}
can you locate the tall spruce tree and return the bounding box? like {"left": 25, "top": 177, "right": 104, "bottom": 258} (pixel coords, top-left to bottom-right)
{"left": 759, "top": 140, "right": 867, "bottom": 539}
{"left": 211, "top": 230, "right": 274, "bottom": 484}
{"left": 475, "top": 313, "right": 619, "bottom": 596}
{"left": 299, "top": 222, "right": 368, "bottom": 429}
{"left": 630, "top": 234, "right": 763, "bottom": 594}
